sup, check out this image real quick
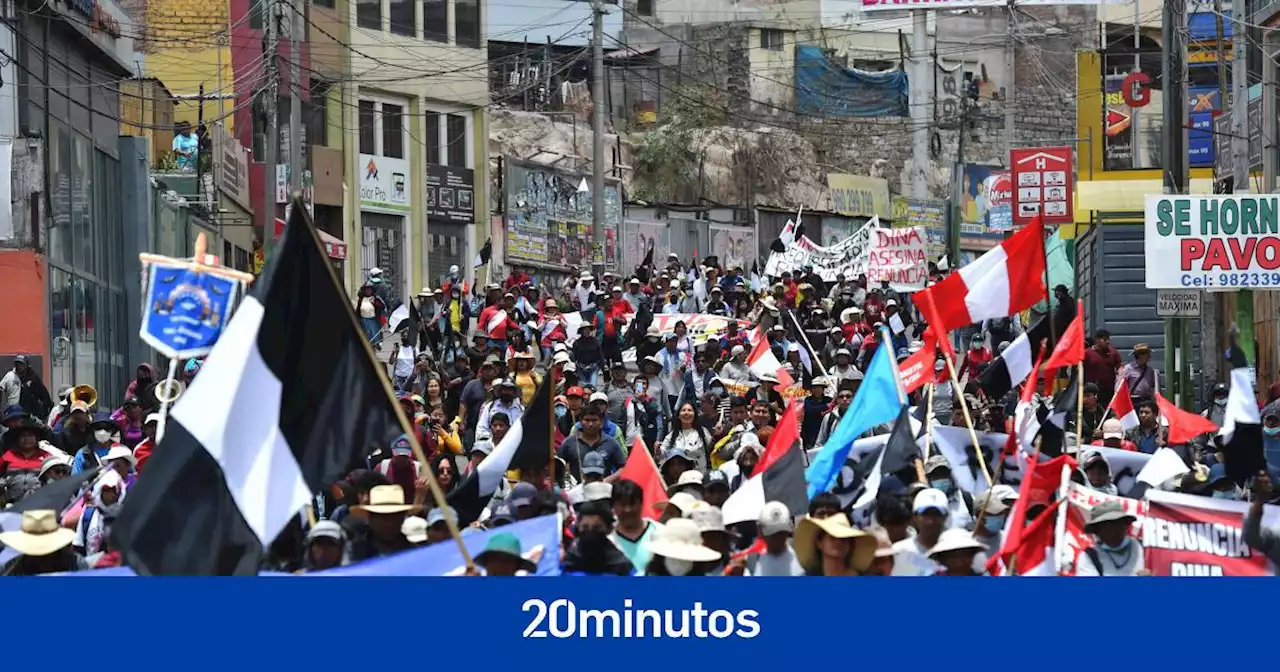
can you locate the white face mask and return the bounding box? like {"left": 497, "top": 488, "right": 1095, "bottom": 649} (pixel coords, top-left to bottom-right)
{"left": 664, "top": 557, "right": 694, "bottom": 576}
{"left": 93, "top": 429, "right": 113, "bottom": 444}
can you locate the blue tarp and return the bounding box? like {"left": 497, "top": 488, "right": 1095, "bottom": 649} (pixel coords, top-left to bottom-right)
{"left": 56, "top": 514, "right": 562, "bottom": 577}
{"left": 794, "top": 45, "right": 908, "bottom": 118}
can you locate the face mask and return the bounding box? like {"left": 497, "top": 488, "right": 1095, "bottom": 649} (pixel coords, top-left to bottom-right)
{"left": 555, "top": 406, "right": 568, "bottom": 419}
{"left": 1097, "top": 537, "right": 1131, "bottom": 553}
{"left": 983, "top": 514, "right": 1006, "bottom": 534}
{"left": 1213, "top": 489, "right": 1238, "bottom": 500}
{"left": 1264, "top": 426, "right": 1280, "bottom": 437}
{"left": 1214, "top": 397, "right": 1227, "bottom": 407}
{"left": 930, "top": 478, "right": 953, "bottom": 495}
{"left": 93, "top": 429, "right": 112, "bottom": 444}
{"left": 576, "top": 530, "right": 608, "bottom": 557}
{"left": 664, "top": 557, "right": 694, "bottom": 576}
{"left": 711, "top": 387, "right": 725, "bottom": 396}
{"left": 634, "top": 382, "right": 645, "bottom": 396}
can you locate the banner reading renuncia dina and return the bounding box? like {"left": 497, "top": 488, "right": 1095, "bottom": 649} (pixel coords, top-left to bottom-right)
{"left": 1145, "top": 194, "right": 1280, "bottom": 290}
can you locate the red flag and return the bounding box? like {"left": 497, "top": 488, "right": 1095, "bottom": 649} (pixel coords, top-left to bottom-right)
{"left": 1043, "top": 301, "right": 1084, "bottom": 369}
{"left": 747, "top": 335, "right": 796, "bottom": 389}
{"left": 988, "top": 501, "right": 1059, "bottom": 576}
{"left": 913, "top": 216, "right": 1047, "bottom": 333}
{"left": 992, "top": 452, "right": 1075, "bottom": 572}
{"left": 753, "top": 400, "right": 801, "bottom": 477}
{"left": 616, "top": 437, "right": 668, "bottom": 518}
{"left": 1107, "top": 378, "right": 1139, "bottom": 431}
{"left": 916, "top": 297, "right": 957, "bottom": 363}
{"left": 1155, "top": 392, "right": 1218, "bottom": 445}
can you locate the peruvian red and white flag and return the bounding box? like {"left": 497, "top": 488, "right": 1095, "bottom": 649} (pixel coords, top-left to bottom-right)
{"left": 1107, "top": 378, "right": 1139, "bottom": 432}
{"left": 747, "top": 335, "right": 796, "bottom": 388}
{"left": 915, "top": 216, "right": 1047, "bottom": 334}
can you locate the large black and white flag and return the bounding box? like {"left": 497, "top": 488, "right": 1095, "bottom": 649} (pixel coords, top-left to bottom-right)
{"left": 448, "top": 372, "right": 553, "bottom": 524}
{"left": 1221, "top": 334, "right": 1265, "bottom": 483}
{"left": 980, "top": 315, "right": 1062, "bottom": 401}
{"left": 111, "top": 200, "right": 402, "bottom": 575}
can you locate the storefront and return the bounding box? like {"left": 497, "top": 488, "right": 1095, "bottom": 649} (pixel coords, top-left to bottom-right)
{"left": 14, "top": 0, "right": 136, "bottom": 402}
{"left": 359, "top": 153, "right": 410, "bottom": 307}
{"left": 425, "top": 164, "right": 474, "bottom": 287}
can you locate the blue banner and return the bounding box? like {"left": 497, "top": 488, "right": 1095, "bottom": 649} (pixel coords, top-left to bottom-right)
{"left": 139, "top": 261, "right": 243, "bottom": 358}
{"left": 6, "top": 577, "right": 1276, "bottom": 669}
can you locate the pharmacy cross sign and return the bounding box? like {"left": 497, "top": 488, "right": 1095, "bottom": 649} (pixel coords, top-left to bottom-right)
{"left": 1010, "top": 146, "right": 1074, "bottom": 228}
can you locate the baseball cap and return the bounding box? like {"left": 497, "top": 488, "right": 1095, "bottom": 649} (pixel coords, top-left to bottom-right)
{"left": 689, "top": 503, "right": 727, "bottom": 533}
{"left": 427, "top": 506, "right": 458, "bottom": 528}
{"left": 390, "top": 434, "right": 413, "bottom": 457}
{"left": 307, "top": 520, "right": 346, "bottom": 544}
{"left": 489, "top": 504, "right": 516, "bottom": 525}
{"left": 913, "top": 488, "right": 949, "bottom": 515}
{"left": 581, "top": 451, "right": 607, "bottom": 476}
{"left": 508, "top": 482, "right": 538, "bottom": 508}
{"left": 144, "top": 412, "right": 162, "bottom": 425}
{"left": 758, "top": 501, "right": 793, "bottom": 536}
{"left": 731, "top": 345, "right": 746, "bottom": 356}
{"left": 675, "top": 470, "right": 705, "bottom": 491}
{"left": 1100, "top": 419, "right": 1124, "bottom": 440}
{"left": 982, "top": 484, "right": 1019, "bottom": 515}
{"left": 589, "top": 391, "right": 609, "bottom": 404}
{"left": 924, "top": 454, "right": 950, "bottom": 475}
{"left": 470, "top": 439, "right": 494, "bottom": 456}
{"left": 705, "top": 469, "right": 730, "bottom": 490}
{"left": 566, "top": 386, "right": 586, "bottom": 398}
{"left": 401, "top": 516, "right": 429, "bottom": 543}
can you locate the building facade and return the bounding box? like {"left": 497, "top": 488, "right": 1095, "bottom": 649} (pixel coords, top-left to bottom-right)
{"left": 3, "top": 0, "right": 139, "bottom": 403}
{"left": 341, "top": 0, "right": 488, "bottom": 300}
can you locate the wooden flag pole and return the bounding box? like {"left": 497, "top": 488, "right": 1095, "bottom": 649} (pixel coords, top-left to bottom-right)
{"left": 1075, "top": 361, "right": 1085, "bottom": 452}
{"left": 941, "top": 348, "right": 993, "bottom": 483}
{"left": 919, "top": 383, "right": 935, "bottom": 484}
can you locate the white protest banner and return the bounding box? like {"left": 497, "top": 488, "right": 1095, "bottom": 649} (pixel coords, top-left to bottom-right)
{"left": 867, "top": 225, "right": 928, "bottom": 291}
{"left": 1060, "top": 484, "right": 1279, "bottom": 576}
{"left": 1145, "top": 194, "right": 1280, "bottom": 289}
{"left": 764, "top": 217, "right": 875, "bottom": 282}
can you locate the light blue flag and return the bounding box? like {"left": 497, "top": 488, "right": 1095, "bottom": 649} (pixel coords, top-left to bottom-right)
{"left": 805, "top": 330, "right": 905, "bottom": 498}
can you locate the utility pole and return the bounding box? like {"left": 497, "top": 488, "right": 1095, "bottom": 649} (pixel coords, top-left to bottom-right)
{"left": 910, "top": 10, "right": 929, "bottom": 199}
{"left": 289, "top": 0, "right": 303, "bottom": 197}
{"left": 261, "top": 0, "right": 280, "bottom": 256}
{"left": 1003, "top": 1, "right": 1015, "bottom": 161}
{"left": 1231, "top": 0, "right": 1249, "bottom": 192}
{"left": 1162, "top": 0, "right": 1191, "bottom": 408}
{"left": 1265, "top": 26, "right": 1278, "bottom": 195}
{"left": 590, "top": 0, "right": 606, "bottom": 273}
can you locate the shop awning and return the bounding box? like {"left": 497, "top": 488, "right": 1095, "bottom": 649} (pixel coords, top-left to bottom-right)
{"left": 274, "top": 217, "right": 348, "bottom": 260}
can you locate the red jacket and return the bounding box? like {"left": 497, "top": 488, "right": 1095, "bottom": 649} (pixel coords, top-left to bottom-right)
{"left": 134, "top": 438, "right": 156, "bottom": 473}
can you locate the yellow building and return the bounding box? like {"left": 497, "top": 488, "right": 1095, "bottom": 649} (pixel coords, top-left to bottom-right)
{"left": 337, "top": 0, "right": 489, "bottom": 302}
{"left": 136, "top": 0, "right": 237, "bottom": 134}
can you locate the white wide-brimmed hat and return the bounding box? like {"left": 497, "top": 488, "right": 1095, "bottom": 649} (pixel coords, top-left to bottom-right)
{"left": 646, "top": 518, "right": 722, "bottom": 563}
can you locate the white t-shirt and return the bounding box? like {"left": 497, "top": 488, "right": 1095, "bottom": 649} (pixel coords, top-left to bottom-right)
{"left": 1074, "top": 539, "right": 1145, "bottom": 576}
{"left": 394, "top": 346, "right": 417, "bottom": 377}
{"left": 750, "top": 547, "right": 805, "bottom": 576}
{"left": 357, "top": 297, "right": 377, "bottom": 319}
{"left": 891, "top": 536, "right": 940, "bottom": 576}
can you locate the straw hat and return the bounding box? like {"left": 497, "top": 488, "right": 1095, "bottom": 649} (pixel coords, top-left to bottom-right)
{"left": 652, "top": 491, "right": 699, "bottom": 516}
{"left": 794, "top": 513, "right": 876, "bottom": 573}
{"left": 927, "top": 529, "right": 986, "bottom": 558}
{"left": 353, "top": 485, "right": 421, "bottom": 515}
{"left": 646, "top": 519, "right": 722, "bottom": 563}
{"left": 0, "top": 510, "right": 76, "bottom": 556}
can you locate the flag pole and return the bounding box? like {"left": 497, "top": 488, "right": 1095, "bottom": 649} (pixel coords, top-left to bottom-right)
{"left": 294, "top": 197, "right": 474, "bottom": 570}
{"left": 940, "top": 347, "right": 993, "bottom": 483}
{"left": 1040, "top": 217, "right": 1057, "bottom": 353}
{"left": 923, "top": 383, "right": 935, "bottom": 459}
{"left": 1075, "top": 361, "right": 1085, "bottom": 451}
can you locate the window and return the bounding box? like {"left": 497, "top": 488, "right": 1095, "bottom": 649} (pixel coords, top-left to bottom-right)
{"left": 313, "top": 0, "right": 334, "bottom": 9}
{"left": 359, "top": 100, "right": 377, "bottom": 154}
{"left": 74, "top": 134, "right": 94, "bottom": 276}
{"left": 382, "top": 104, "right": 405, "bottom": 158}
{"left": 760, "top": 29, "right": 784, "bottom": 51}
{"left": 446, "top": 114, "right": 467, "bottom": 167}
{"left": 48, "top": 123, "right": 73, "bottom": 265}
{"left": 389, "top": 0, "right": 414, "bottom": 36}
{"left": 636, "top": 0, "right": 653, "bottom": 16}
{"left": 455, "top": 0, "right": 480, "bottom": 48}
{"left": 357, "top": 0, "right": 381, "bottom": 30}
{"left": 250, "top": 0, "right": 264, "bottom": 28}
{"left": 307, "top": 79, "right": 330, "bottom": 147}
{"left": 422, "top": 0, "right": 446, "bottom": 42}
{"left": 426, "top": 113, "right": 441, "bottom": 165}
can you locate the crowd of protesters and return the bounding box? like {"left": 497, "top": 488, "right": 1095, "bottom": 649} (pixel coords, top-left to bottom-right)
{"left": 2, "top": 246, "right": 1279, "bottom": 577}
